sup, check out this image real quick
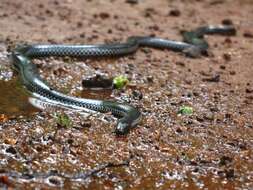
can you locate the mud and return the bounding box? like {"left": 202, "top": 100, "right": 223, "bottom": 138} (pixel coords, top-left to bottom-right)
{"left": 0, "top": 0, "right": 253, "bottom": 189}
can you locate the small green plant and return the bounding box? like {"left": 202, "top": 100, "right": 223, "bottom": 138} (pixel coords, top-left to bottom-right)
{"left": 178, "top": 106, "right": 193, "bottom": 115}
{"left": 113, "top": 75, "right": 129, "bottom": 89}
{"left": 54, "top": 112, "right": 72, "bottom": 128}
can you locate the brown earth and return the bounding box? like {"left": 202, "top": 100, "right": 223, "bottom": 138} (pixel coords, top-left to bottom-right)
{"left": 0, "top": 0, "right": 253, "bottom": 189}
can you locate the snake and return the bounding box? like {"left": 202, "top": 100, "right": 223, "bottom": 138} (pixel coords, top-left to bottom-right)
{"left": 10, "top": 25, "right": 236, "bottom": 135}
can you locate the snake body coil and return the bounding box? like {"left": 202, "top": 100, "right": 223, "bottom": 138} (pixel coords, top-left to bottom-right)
{"left": 11, "top": 25, "right": 235, "bottom": 135}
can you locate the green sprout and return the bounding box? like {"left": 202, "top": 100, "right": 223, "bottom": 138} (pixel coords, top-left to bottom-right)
{"left": 113, "top": 75, "right": 129, "bottom": 89}
{"left": 54, "top": 113, "right": 72, "bottom": 128}
{"left": 178, "top": 106, "right": 193, "bottom": 115}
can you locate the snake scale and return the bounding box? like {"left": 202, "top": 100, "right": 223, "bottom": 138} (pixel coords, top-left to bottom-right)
{"left": 10, "top": 25, "right": 236, "bottom": 135}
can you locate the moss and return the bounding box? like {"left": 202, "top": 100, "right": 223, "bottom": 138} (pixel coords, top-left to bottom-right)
{"left": 178, "top": 106, "right": 193, "bottom": 115}
{"left": 54, "top": 112, "right": 72, "bottom": 128}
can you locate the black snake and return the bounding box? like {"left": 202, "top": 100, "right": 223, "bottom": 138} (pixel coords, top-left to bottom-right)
{"left": 10, "top": 25, "right": 236, "bottom": 135}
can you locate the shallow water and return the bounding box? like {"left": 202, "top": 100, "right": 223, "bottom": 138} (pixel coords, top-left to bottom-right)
{"left": 0, "top": 78, "right": 38, "bottom": 117}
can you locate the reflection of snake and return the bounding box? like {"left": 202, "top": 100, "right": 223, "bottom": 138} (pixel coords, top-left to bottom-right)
{"left": 10, "top": 25, "right": 235, "bottom": 135}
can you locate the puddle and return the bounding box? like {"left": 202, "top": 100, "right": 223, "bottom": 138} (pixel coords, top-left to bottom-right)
{"left": 0, "top": 78, "right": 38, "bottom": 117}
{"left": 0, "top": 43, "right": 38, "bottom": 117}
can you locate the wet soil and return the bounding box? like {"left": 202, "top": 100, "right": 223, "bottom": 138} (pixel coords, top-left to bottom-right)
{"left": 0, "top": 0, "right": 253, "bottom": 189}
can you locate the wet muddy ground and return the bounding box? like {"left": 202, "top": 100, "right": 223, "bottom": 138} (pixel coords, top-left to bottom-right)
{"left": 0, "top": 0, "right": 253, "bottom": 189}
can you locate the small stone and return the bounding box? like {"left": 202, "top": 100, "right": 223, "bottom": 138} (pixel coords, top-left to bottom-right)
{"left": 219, "top": 155, "right": 232, "bottom": 166}
{"left": 220, "top": 65, "right": 226, "bottom": 70}
{"left": 125, "top": 0, "right": 138, "bottom": 4}
{"left": 196, "top": 116, "right": 204, "bottom": 122}
{"left": 243, "top": 31, "right": 253, "bottom": 38}
{"left": 147, "top": 76, "right": 154, "bottom": 83}
{"left": 107, "top": 29, "right": 112, "bottom": 34}
{"left": 246, "top": 88, "right": 253, "bottom": 93}
{"left": 149, "top": 25, "right": 159, "bottom": 31}
{"left": 79, "top": 33, "right": 85, "bottom": 38}
{"left": 222, "top": 19, "right": 233, "bottom": 25}
{"left": 175, "top": 61, "right": 185, "bottom": 67}
{"left": 99, "top": 12, "right": 110, "bottom": 19}
{"left": 223, "top": 53, "right": 232, "bottom": 61}
{"left": 224, "top": 37, "right": 232, "bottom": 44}
{"left": 6, "top": 146, "right": 17, "bottom": 154}
{"left": 67, "top": 138, "right": 74, "bottom": 144}
{"left": 48, "top": 176, "right": 62, "bottom": 186}
{"left": 76, "top": 21, "right": 83, "bottom": 28}
{"left": 225, "top": 169, "right": 235, "bottom": 178}
{"left": 209, "top": 0, "right": 223, "bottom": 5}
{"left": 82, "top": 74, "right": 113, "bottom": 89}
{"left": 144, "top": 8, "right": 156, "bottom": 18}
{"left": 238, "top": 142, "right": 247, "bottom": 150}
{"left": 202, "top": 74, "right": 220, "bottom": 82}
{"left": 210, "top": 107, "right": 219, "bottom": 112}
{"left": 169, "top": 9, "right": 181, "bottom": 17}
{"left": 229, "top": 71, "right": 236, "bottom": 75}
{"left": 81, "top": 121, "right": 91, "bottom": 128}
{"left": 132, "top": 90, "right": 143, "bottom": 100}
{"left": 176, "top": 128, "right": 183, "bottom": 133}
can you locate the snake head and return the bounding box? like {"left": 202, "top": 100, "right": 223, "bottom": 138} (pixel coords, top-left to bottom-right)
{"left": 10, "top": 51, "right": 30, "bottom": 72}
{"left": 14, "top": 44, "right": 32, "bottom": 56}
{"left": 115, "top": 121, "right": 130, "bottom": 135}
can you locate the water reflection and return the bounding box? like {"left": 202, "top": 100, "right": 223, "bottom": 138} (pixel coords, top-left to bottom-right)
{"left": 0, "top": 78, "right": 38, "bottom": 116}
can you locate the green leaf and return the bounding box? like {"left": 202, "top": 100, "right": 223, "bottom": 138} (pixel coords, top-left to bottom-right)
{"left": 113, "top": 75, "right": 129, "bottom": 89}
{"left": 178, "top": 106, "right": 193, "bottom": 115}
{"left": 54, "top": 112, "right": 72, "bottom": 128}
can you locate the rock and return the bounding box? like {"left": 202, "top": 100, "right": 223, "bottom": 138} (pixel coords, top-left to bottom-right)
{"left": 220, "top": 65, "right": 226, "bottom": 70}
{"left": 5, "top": 146, "right": 17, "bottom": 154}
{"left": 82, "top": 74, "right": 113, "bottom": 89}
{"left": 225, "top": 169, "right": 235, "bottom": 178}
{"left": 99, "top": 12, "right": 110, "bottom": 19}
{"left": 246, "top": 88, "right": 253, "bottom": 93}
{"left": 202, "top": 74, "right": 220, "bottom": 82}
{"left": 147, "top": 75, "right": 154, "bottom": 83}
{"left": 223, "top": 53, "right": 232, "bottom": 61}
{"left": 229, "top": 71, "right": 236, "bottom": 75}
{"left": 219, "top": 155, "right": 233, "bottom": 166}
{"left": 125, "top": 0, "right": 138, "bottom": 5}
{"left": 175, "top": 61, "right": 185, "bottom": 67}
{"left": 169, "top": 9, "right": 181, "bottom": 17}
{"left": 243, "top": 31, "right": 253, "bottom": 38}
{"left": 222, "top": 19, "right": 233, "bottom": 25}
{"left": 132, "top": 90, "right": 143, "bottom": 100}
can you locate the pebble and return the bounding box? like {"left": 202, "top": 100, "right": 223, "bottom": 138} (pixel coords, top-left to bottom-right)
{"left": 132, "top": 90, "right": 143, "bottom": 100}
{"left": 245, "top": 88, "right": 253, "bottom": 93}
{"left": 47, "top": 176, "right": 62, "bottom": 186}
{"left": 82, "top": 74, "right": 112, "bottom": 89}
{"left": 220, "top": 65, "right": 226, "bottom": 70}
{"left": 175, "top": 61, "right": 185, "bottom": 67}
{"left": 225, "top": 169, "right": 235, "bottom": 178}
{"left": 229, "top": 71, "right": 236, "bottom": 75}
{"left": 169, "top": 9, "right": 181, "bottom": 17}
{"left": 146, "top": 75, "right": 154, "bottom": 83}
{"left": 99, "top": 12, "right": 110, "bottom": 19}
{"left": 243, "top": 31, "right": 253, "bottom": 38}
{"left": 202, "top": 74, "right": 220, "bottom": 82}
{"left": 5, "top": 146, "right": 17, "bottom": 154}
{"left": 222, "top": 19, "right": 233, "bottom": 25}
{"left": 125, "top": 0, "right": 138, "bottom": 5}
{"left": 223, "top": 53, "right": 232, "bottom": 61}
